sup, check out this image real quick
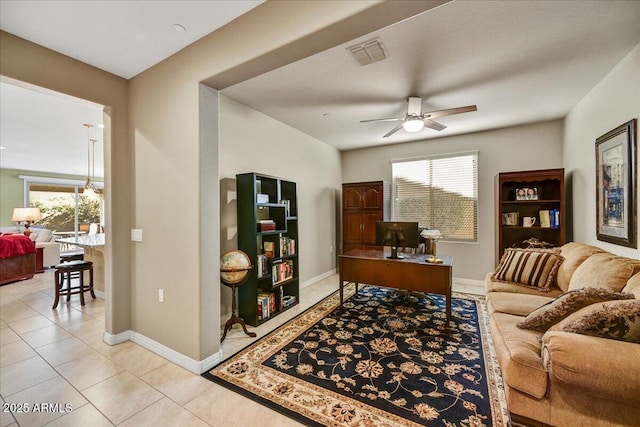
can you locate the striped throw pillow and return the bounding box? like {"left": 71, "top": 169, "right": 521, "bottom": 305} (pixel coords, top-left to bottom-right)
{"left": 492, "top": 248, "right": 563, "bottom": 291}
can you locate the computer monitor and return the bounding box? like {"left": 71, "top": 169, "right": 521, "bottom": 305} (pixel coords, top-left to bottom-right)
{"left": 375, "top": 221, "right": 419, "bottom": 259}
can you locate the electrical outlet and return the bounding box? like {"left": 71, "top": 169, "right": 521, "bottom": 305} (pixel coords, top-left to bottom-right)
{"left": 330, "top": 245, "right": 334, "bottom": 253}
{"left": 158, "top": 289, "right": 164, "bottom": 303}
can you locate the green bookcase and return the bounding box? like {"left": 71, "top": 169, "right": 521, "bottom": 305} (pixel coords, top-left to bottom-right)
{"left": 236, "top": 172, "right": 300, "bottom": 326}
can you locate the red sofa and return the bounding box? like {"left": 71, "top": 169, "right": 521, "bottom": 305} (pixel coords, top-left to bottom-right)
{"left": 0, "top": 234, "right": 37, "bottom": 285}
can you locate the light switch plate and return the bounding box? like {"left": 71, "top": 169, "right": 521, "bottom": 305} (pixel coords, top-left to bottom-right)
{"left": 131, "top": 229, "right": 143, "bottom": 242}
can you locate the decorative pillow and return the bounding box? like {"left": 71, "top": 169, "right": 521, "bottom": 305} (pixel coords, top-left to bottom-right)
{"left": 568, "top": 253, "right": 639, "bottom": 293}
{"left": 35, "top": 229, "right": 53, "bottom": 243}
{"left": 517, "top": 287, "right": 635, "bottom": 332}
{"left": 492, "top": 248, "right": 563, "bottom": 292}
{"left": 559, "top": 300, "right": 640, "bottom": 343}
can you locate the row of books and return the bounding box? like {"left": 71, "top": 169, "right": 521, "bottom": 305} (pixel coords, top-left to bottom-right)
{"left": 257, "top": 290, "right": 297, "bottom": 321}
{"left": 539, "top": 209, "right": 561, "bottom": 228}
{"left": 280, "top": 237, "right": 296, "bottom": 256}
{"left": 257, "top": 292, "right": 278, "bottom": 321}
{"left": 272, "top": 259, "right": 294, "bottom": 286}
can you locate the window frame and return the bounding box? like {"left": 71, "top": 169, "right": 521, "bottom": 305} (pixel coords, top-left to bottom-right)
{"left": 19, "top": 175, "right": 104, "bottom": 235}
{"left": 390, "top": 150, "right": 478, "bottom": 243}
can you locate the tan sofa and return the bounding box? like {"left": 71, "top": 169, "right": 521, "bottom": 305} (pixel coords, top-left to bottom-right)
{"left": 486, "top": 242, "right": 640, "bottom": 426}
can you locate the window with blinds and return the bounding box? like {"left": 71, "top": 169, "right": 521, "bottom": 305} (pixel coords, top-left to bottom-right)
{"left": 392, "top": 152, "right": 478, "bottom": 242}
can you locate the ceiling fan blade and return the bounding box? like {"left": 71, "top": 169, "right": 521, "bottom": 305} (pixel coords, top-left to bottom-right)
{"left": 423, "top": 105, "right": 477, "bottom": 119}
{"left": 360, "top": 117, "right": 404, "bottom": 123}
{"left": 423, "top": 119, "right": 446, "bottom": 131}
{"left": 382, "top": 122, "right": 406, "bottom": 138}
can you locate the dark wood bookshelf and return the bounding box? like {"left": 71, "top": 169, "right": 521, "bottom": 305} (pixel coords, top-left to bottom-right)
{"left": 496, "top": 168, "right": 566, "bottom": 264}
{"left": 236, "top": 172, "right": 299, "bottom": 326}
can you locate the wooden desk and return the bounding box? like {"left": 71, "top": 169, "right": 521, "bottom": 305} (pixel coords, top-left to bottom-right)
{"left": 339, "top": 250, "right": 453, "bottom": 324}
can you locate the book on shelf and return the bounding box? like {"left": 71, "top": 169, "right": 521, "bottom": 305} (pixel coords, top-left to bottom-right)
{"left": 257, "top": 292, "right": 277, "bottom": 321}
{"left": 539, "top": 210, "right": 551, "bottom": 228}
{"left": 258, "top": 220, "right": 276, "bottom": 232}
{"left": 550, "top": 209, "right": 560, "bottom": 228}
{"left": 282, "top": 295, "right": 296, "bottom": 308}
{"left": 257, "top": 254, "right": 269, "bottom": 278}
{"left": 279, "top": 236, "right": 296, "bottom": 256}
{"left": 272, "top": 259, "right": 294, "bottom": 286}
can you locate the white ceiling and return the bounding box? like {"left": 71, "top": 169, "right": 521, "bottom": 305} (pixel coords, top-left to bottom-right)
{"left": 222, "top": 0, "right": 640, "bottom": 150}
{"left": 1, "top": 1, "right": 639, "bottom": 175}
{"left": 0, "top": 0, "right": 264, "bottom": 177}
{"left": 0, "top": 0, "right": 265, "bottom": 79}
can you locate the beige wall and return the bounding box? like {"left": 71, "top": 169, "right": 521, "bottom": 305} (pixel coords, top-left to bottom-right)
{"left": 127, "top": 1, "right": 434, "bottom": 362}
{"left": 341, "top": 120, "right": 564, "bottom": 280}
{"left": 218, "top": 96, "right": 342, "bottom": 317}
{"left": 564, "top": 43, "right": 640, "bottom": 259}
{"left": 0, "top": 31, "right": 131, "bottom": 335}
{"left": 2, "top": 1, "right": 443, "bottom": 366}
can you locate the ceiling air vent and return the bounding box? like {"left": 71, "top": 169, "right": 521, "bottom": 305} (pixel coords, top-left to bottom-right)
{"left": 347, "top": 38, "right": 387, "bottom": 66}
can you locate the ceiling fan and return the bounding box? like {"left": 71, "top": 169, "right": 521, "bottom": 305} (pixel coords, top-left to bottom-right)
{"left": 360, "top": 96, "right": 477, "bottom": 138}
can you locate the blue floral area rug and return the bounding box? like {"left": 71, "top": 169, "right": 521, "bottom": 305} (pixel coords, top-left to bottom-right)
{"left": 205, "top": 286, "right": 509, "bottom": 426}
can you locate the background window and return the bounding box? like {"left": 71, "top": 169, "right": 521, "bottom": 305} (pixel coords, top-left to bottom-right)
{"left": 392, "top": 152, "right": 478, "bottom": 241}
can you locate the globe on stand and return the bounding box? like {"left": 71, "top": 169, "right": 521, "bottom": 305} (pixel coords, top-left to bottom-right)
{"left": 220, "top": 250, "right": 256, "bottom": 341}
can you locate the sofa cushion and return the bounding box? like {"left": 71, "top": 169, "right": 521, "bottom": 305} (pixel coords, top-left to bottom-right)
{"left": 551, "top": 299, "right": 640, "bottom": 344}
{"left": 486, "top": 292, "right": 554, "bottom": 317}
{"left": 557, "top": 242, "right": 606, "bottom": 292}
{"left": 516, "top": 287, "right": 635, "bottom": 332}
{"left": 568, "top": 253, "right": 640, "bottom": 292}
{"left": 490, "top": 312, "right": 548, "bottom": 399}
{"left": 623, "top": 273, "right": 640, "bottom": 298}
{"left": 492, "top": 248, "right": 563, "bottom": 292}
{"left": 485, "top": 273, "right": 563, "bottom": 297}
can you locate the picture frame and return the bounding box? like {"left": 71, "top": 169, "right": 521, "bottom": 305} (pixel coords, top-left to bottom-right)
{"left": 515, "top": 187, "right": 539, "bottom": 200}
{"left": 595, "top": 119, "right": 637, "bottom": 248}
{"left": 501, "top": 212, "right": 519, "bottom": 226}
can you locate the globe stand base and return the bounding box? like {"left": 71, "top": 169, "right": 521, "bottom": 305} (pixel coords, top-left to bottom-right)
{"left": 220, "top": 282, "right": 257, "bottom": 342}
{"left": 221, "top": 312, "right": 256, "bottom": 342}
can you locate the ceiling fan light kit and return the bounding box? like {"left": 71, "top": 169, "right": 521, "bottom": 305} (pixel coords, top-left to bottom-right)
{"left": 361, "top": 96, "right": 477, "bottom": 138}
{"left": 402, "top": 118, "right": 425, "bottom": 132}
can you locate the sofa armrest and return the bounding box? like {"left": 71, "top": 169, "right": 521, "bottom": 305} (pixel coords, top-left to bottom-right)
{"left": 542, "top": 331, "right": 640, "bottom": 405}
{"left": 35, "top": 242, "right": 61, "bottom": 267}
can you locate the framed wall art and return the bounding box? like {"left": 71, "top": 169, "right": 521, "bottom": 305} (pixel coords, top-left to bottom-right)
{"left": 595, "top": 119, "right": 637, "bottom": 248}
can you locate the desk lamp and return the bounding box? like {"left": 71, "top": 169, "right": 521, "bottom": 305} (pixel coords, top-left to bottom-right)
{"left": 420, "top": 229, "right": 443, "bottom": 264}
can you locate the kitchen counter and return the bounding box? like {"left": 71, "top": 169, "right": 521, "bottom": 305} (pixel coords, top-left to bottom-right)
{"left": 56, "top": 233, "right": 106, "bottom": 292}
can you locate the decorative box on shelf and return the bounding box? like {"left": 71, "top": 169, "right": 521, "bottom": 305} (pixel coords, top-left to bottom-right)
{"left": 258, "top": 220, "right": 276, "bottom": 232}
{"left": 257, "top": 193, "right": 269, "bottom": 204}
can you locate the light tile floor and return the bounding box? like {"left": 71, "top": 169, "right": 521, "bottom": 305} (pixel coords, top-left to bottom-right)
{"left": 1, "top": 269, "right": 483, "bottom": 426}
{"left": 0, "top": 269, "right": 339, "bottom": 427}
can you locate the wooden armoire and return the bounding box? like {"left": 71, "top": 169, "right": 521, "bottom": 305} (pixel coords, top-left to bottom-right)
{"left": 342, "top": 181, "right": 389, "bottom": 253}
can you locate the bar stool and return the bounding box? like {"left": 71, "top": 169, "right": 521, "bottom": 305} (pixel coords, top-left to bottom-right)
{"left": 53, "top": 260, "right": 95, "bottom": 309}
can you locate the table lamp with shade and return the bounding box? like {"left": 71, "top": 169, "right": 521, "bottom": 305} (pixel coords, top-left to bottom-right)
{"left": 420, "top": 229, "right": 443, "bottom": 263}
{"left": 12, "top": 207, "right": 42, "bottom": 237}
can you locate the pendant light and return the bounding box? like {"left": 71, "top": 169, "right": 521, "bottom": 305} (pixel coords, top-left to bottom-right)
{"left": 82, "top": 124, "right": 99, "bottom": 199}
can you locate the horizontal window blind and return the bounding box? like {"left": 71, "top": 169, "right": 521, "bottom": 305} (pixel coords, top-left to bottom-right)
{"left": 392, "top": 152, "right": 478, "bottom": 241}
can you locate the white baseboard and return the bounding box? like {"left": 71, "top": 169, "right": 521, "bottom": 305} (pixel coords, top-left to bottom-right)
{"left": 102, "top": 330, "right": 223, "bottom": 374}
{"left": 452, "top": 277, "right": 485, "bottom": 295}
{"left": 301, "top": 268, "right": 336, "bottom": 289}
{"left": 94, "top": 290, "right": 105, "bottom": 300}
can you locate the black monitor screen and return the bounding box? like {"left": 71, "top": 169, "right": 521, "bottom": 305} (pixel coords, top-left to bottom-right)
{"left": 375, "top": 221, "right": 419, "bottom": 249}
